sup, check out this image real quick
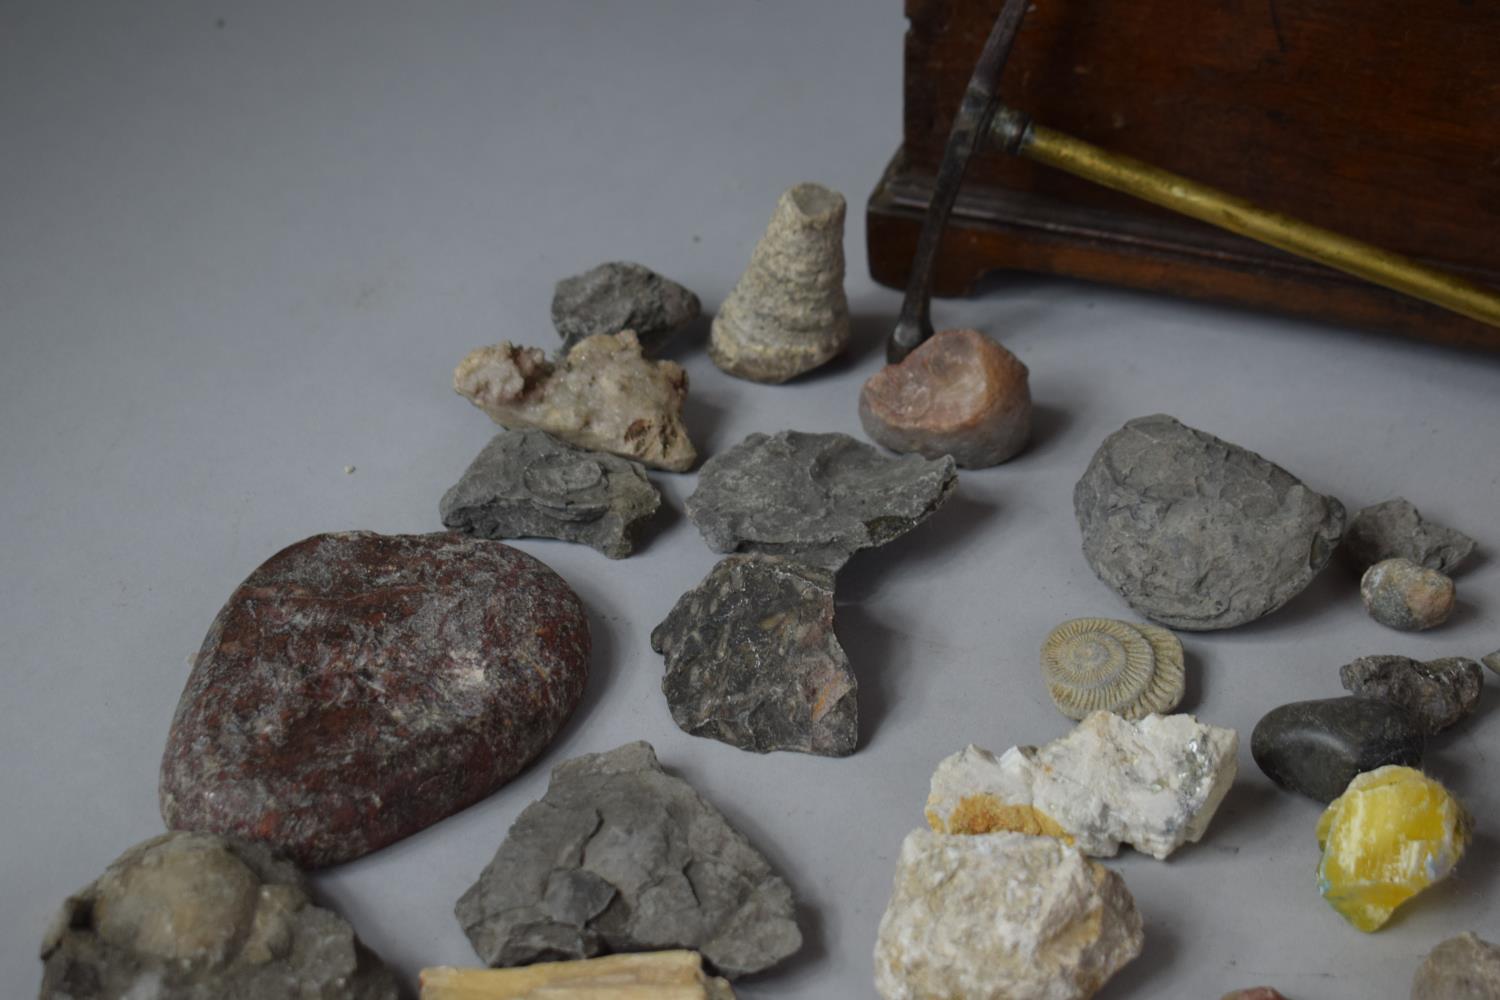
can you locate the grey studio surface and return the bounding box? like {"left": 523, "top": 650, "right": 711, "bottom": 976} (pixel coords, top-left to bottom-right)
{"left": 3, "top": 3, "right": 1498, "bottom": 998}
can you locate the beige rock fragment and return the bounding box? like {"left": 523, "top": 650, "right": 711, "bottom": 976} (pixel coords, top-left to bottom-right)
{"left": 420, "top": 951, "right": 733, "bottom": 999}
{"left": 454, "top": 331, "right": 695, "bottom": 471}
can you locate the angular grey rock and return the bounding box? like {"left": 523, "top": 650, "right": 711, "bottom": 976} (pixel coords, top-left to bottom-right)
{"left": 455, "top": 741, "right": 801, "bottom": 979}
{"left": 1344, "top": 497, "right": 1476, "bottom": 574}
{"left": 1074, "top": 414, "right": 1346, "bottom": 630}
{"left": 38, "top": 831, "right": 398, "bottom": 1000}
{"left": 652, "top": 555, "right": 855, "bottom": 756}
{"left": 686, "top": 430, "right": 958, "bottom": 570}
{"left": 1340, "top": 654, "right": 1484, "bottom": 735}
{"left": 552, "top": 261, "right": 701, "bottom": 356}
{"left": 1361, "top": 557, "right": 1455, "bottom": 630}
{"left": 1412, "top": 932, "right": 1500, "bottom": 1000}
{"left": 441, "top": 429, "right": 661, "bottom": 559}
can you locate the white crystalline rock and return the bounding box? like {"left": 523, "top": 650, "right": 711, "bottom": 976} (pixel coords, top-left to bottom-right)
{"left": 873, "top": 830, "right": 1143, "bottom": 1000}
{"left": 925, "top": 711, "right": 1238, "bottom": 860}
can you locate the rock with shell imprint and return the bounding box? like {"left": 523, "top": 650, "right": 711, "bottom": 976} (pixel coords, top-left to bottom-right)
{"left": 1040, "top": 617, "right": 1185, "bottom": 721}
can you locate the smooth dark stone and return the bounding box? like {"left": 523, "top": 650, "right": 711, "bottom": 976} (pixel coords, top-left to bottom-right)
{"left": 1340, "top": 654, "right": 1484, "bottom": 735}
{"left": 1252, "top": 696, "right": 1424, "bottom": 802}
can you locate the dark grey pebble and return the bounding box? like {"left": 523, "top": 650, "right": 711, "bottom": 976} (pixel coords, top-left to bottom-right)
{"left": 1251, "top": 696, "right": 1424, "bottom": 802}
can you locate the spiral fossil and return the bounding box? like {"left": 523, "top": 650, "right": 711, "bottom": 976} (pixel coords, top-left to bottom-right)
{"left": 1040, "top": 617, "right": 1184, "bottom": 720}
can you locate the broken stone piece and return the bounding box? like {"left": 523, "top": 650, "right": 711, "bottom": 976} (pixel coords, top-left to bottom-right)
{"left": 454, "top": 331, "right": 695, "bottom": 471}
{"left": 873, "top": 830, "right": 1143, "bottom": 1000}
{"left": 1074, "top": 414, "right": 1346, "bottom": 630}
{"left": 38, "top": 831, "right": 398, "bottom": 1000}
{"left": 420, "top": 952, "right": 734, "bottom": 1000}
{"left": 925, "top": 712, "right": 1238, "bottom": 860}
{"left": 1339, "top": 654, "right": 1483, "bottom": 735}
{"left": 858, "top": 328, "right": 1031, "bottom": 468}
{"left": 1316, "top": 765, "right": 1470, "bottom": 932}
{"left": 455, "top": 742, "right": 800, "bottom": 979}
{"left": 1361, "top": 558, "right": 1455, "bottom": 630}
{"left": 552, "top": 261, "right": 701, "bottom": 356}
{"left": 1039, "top": 617, "right": 1185, "bottom": 721}
{"left": 1411, "top": 932, "right": 1500, "bottom": 1000}
{"left": 1485, "top": 650, "right": 1500, "bottom": 676}
{"left": 440, "top": 429, "right": 661, "bottom": 559}
{"left": 1343, "top": 497, "right": 1476, "bottom": 574}
{"left": 160, "top": 532, "right": 590, "bottom": 868}
{"left": 1251, "top": 696, "right": 1424, "bottom": 803}
{"left": 652, "top": 555, "right": 855, "bottom": 756}
{"left": 710, "top": 183, "right": 850, "bottom": 383}
{"left": 686, "top": 430, "right": 957, "bottom": 570}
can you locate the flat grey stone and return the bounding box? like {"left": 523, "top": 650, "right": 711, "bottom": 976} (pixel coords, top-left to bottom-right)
{"left": 1340, "top": 654, "right": 1483, "bottom": 735}
{"left": 552, "top": 261, "right": 700, "bottom": 355}
{"left": 1344, "top": 497, "right": 1476, "bottom": 574}
{"left": 441, "top": 429, "right": 661, "bottom": 559}
{"left": 38, "top": 831, "right": 398, "bottom": 1000}
{"left": 686, "top": 430, "right": 957, "bottom": 570}
{"left": 455, "top": 741, "right": 801, "bottom": 979}
{"left": 1074, "top": 414, "right": 1346, "bottom": 630}
{"left": 653, "top": 555, "right": 856, "bottom": 756}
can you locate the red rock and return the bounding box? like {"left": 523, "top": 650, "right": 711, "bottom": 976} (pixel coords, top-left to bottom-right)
{"left": 859, "top": 328, "right": 1030, "bottom": 468}
{"left": 1220, "top": 989, "right": 1291, "bottom": 1000}
{"left": 159, "top": 532, "right": 589, "bottom": 868}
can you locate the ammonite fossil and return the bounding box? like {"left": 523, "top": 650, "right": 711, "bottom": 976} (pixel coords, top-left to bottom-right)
{"left": 1040, "top": 617, "right": 1185, "bottom": 720}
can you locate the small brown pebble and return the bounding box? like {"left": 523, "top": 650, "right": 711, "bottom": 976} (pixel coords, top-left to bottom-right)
{"left": 1360, "top": 557, "right": 1455, "bottom": 630}
{"left": 1220, "top": 990, "right": 1291, "bottom": 1000}
{"left": 858, "top": 328, "right": 1030, "bottom": 468}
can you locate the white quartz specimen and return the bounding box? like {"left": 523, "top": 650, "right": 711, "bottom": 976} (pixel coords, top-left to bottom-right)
{"left": 925, "top": 711, "right": 1238, "bottom": 860}
{"left": 873, "top": 830, "right": 1143, "bottom": 1000}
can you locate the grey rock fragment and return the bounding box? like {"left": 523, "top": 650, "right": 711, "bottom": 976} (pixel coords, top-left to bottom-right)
{"left": 552, "top": 261, "right": 701, "bottom": 356}
{"left": 1074, "top": 414, "right": 1346, "bottom": 630}
{"left": 653, "top": 555, "right": 855, "bottom": 756}
{"left": 455, "top": 741, "right": 801, "bottom": 979}
{"left": 1344, "top": 498, "right": 1476, "bottom": 574}
{"left": 39, "top": 831, "right": 397, "bottom": 1000}
{"left": 1485, "top": 651, "right": 1500, "bottom": 676}
{"left": 1340, "top": 654, "right": 1483, "bottom": 735}
{"left": 1412, "top": 932, "right": 1500, "bottom": 1000}
{"left": 686, "top": 430, "right": 958, "bottom": 570}
{"left": 1361, "top": 557, "right": 1456, "bottom": 630}
{"left": 441, "top": 429, "right": 661, "bottom": 558}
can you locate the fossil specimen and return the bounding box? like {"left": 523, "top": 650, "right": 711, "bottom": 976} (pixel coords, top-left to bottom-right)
{"left": 1040, "top": 618, "right": 1184, "bottom": 720}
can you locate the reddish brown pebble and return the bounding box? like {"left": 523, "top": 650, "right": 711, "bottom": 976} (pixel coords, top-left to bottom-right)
{"left": 858, "top": 328, "right": 1030, "bottom": 467}
{"left": 159, "top": 532, "right": 589, "bottom": 868}
{"left": 1220, "top": 989, "right": 1291, "bottom": 1000}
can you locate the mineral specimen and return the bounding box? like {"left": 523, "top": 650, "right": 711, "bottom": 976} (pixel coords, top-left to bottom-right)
{"left": 38, "top": 831, "right": 398, "bottom": 1000}
{"left": 1343, "top": 497, "right": 1476, "bottom": 574}
{"left": 1339, "top": 654, "right": 1483, "bottom": 735}
{"left": 421, "top": 952, "right": 734, "bottom": 1000}
{"left": 1039, "top": 617, "right": 1184, "bottom": 720}
{"left": 1412, "top": 932, "right": 1500, "bottom": 1000}
{"left": 1316, "top": 765, "right": 1470, "bottom": 932}
{"left": 1361, "top": 558, "right": 1455, "bottom": 630}
{"left": 652, "top": 555, "right": 855, "bottom": 756}
{"left": 455, "top": 741, "right": 800, "bottom": 979}
{"left": 454, "top": 331, "right": 696, "bottom": 471}
{"left": 440, "top": 428, "right": 661, "bottom": 559}
{"left": 1074, "top": 414, "right": 1346, "bottom": 630}
{"left": 552, "top": 261, "right": 701, "bottom": 355}
{"left": 925, "top": 712, "right": 1238, "bottom": 860}
{"left": 710, "top": 183, "right": 850, "bottom": 383}
{"left": 1251, "top": 696, "right": 1424, "bottom": 803}
{"left": 686, "top": 430, "right": 957, "bottom": 570}
{"left": 160, "top": 532, "right": 590, "bottom": 868}
{"left": 858, "top": 328, "right": 1031, "bottom": 468}
{"left": 873, "top": 830, "right": 1143, "bottom": 1000}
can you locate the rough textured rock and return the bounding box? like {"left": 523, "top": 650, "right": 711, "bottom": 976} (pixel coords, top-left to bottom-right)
{"left": 441, "top": 429, "right": 661, "bottom": 559}
{"left": 1074, "top": 414, "right": 1346, "bottom": 630}
{"left": 925, "top": 712, "right": 1238, "bottom": 860}
{"left": 858, "top": 328, "right": 1031, "bottom": 468}
{"left": 160, "top": 532, "right": 590, "bottom": 868}
{"left": 686, "top": 430, "right": 957, "bottom": 570}
{"left": 454, "top": 331, "right": 696, "bottom": 471}
{"left": 1339, "top": 654, "right": 1483, "bottom": 735}
{"left": 710, "top": 183, "right": 849, "bottom": 383}
{"left": 1251, "top": 696, "right": 1424, "bottom": 803}
{"left": 421, "top": 952, "right": 734, "bottom": 1000}
{"left": 1412, "top": 933, "right": 1500, "bottom": 1000}
{"left": 652, "top": 555, "right": 855, "bottom": 756}
{"left": 552, "top": 261, "right": 701, "bottom": 356}
{"left": 1361, "top": 558, "right": 1455, "bottom": 630}
{"left": 1039, "top": 617, "right": 1184, "bottom": 721}
{"left": 1344, "top": 497, "right": 1476, "bottom": 574}
{"left": 455, "top": 742, "right": 800, "bottom": 979}
{"left": 873, "top": 830, "right": 1143, "bottom": 1000}
{"left": 38, "top": 831, "right": 398, "bottom": 1000}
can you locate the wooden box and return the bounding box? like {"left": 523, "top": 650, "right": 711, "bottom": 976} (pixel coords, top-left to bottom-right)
{"left": 866, "top": 0, "right": 1500, "bottom": 350}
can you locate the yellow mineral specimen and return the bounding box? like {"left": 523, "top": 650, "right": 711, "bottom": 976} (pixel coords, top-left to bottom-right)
{"left": 1316, "top": 765, "right": 1471, "bottom": 932}
{"left": 419, "top": 951, "right": 734, "bottom": 1000}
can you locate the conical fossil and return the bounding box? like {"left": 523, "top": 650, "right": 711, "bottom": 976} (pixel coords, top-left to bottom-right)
{"left": 710, "top": 183, "right": 850, "bottom": 383}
